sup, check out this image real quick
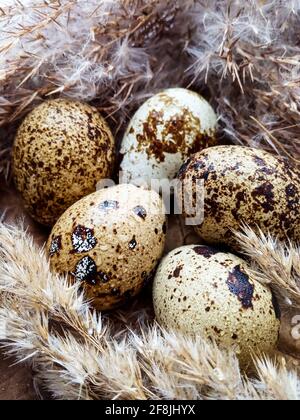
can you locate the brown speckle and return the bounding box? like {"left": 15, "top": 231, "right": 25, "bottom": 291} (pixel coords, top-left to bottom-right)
{"left": 227, "top": 265, "right": 254, "bottom": 309}
{"left": 129, "top": 236, "right": 137, "bottom": 250}
{"left": 135, "top": 106, "right": 216, "bottom": 164}
{"left": 71, "top": 225, "right": 97, "bottom": 253}
{"left": 173, "top": 265, "right": 183, "bottom": 278}
{"left": 133, "top": 205, "right": 147, "bottom": 220}
{"left": 174, "top": 250, "right": 183, "bottom": 256}
{"left": 178, "top": 158, "right": 192, "bottom": 179}
{"left": 286, "top": 183, "right": 297, "bottom": 197}
{"left": 73, "top": 256, "right": 98, "bottom": 285}
{"left": 98, "top": 271, "right": 110, "bottom": 284}
{"left": 213, "top": 326, "right": 222, "bottom": 335}
{"left": 193, "top": 246, "right": 218, "bottom": 258}
{"left": 49, "top": 235, "right": 62, "bottom": 257}
{"left": 252, "top": 182, "right": 275, "bottom": 213}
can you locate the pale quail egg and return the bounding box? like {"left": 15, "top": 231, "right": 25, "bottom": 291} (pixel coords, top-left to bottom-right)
{"left": 120, "top": 88, "right": 217, "bottom": 188}
{"left": 153, "top": 245, "right": 280, "bottom": 366}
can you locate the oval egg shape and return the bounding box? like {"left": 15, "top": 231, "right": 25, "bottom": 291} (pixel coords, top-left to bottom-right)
{"left": 178, "top": 145, "right": 300, "bottom": 247}
{"left": 13, "top": 99, "right": 115, "bottom": 226}
{"left": 47, "top": 184, "right": 167, "bottom": 311}
{"left": 120, "top": 88, "right": 217, "bottom": 188}
{"left": 153, "top": 245, "right": 280, "bottom": 366}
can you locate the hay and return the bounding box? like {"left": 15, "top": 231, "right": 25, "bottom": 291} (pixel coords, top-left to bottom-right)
{"left": 1, "top": 0, "right": 300, "bottom": 178}
{"left": 0, "top": 222, "right": 299, "bottom": 400}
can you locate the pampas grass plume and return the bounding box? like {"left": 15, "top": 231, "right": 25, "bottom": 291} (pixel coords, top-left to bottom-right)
{"left": 0, "top": 223, "right": 300, "bottom": 400}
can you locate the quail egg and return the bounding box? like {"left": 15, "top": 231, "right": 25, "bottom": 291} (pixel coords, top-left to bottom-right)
{"left": 153, "top": 245, "right": 280, "bottom": 366}
{"left": 120, "top": 88, "right": 217, "bottom": 188}
{"left": 13, "top": 99, "right": 115, "bottom": 226}
{"left": 177, "top": 146, "right": 300, "bottom": 247}
{"left": 47, "top": 184, "right": 167, "bottom": 310}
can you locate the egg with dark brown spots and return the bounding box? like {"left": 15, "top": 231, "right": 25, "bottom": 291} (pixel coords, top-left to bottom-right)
{"left": 47, "top": 184, "right": 166, "bottom": 311}
{"left": 177, "top": 146, "right": 300, "bottom": 248}
{"left": 153, "top": 245, "right": 280, "bottom": 366}
{"left": 120, "top": 88, "right": 217, "bottom": 188}
{"left": 13, "top": 99, "right": 115, "bottom": 226}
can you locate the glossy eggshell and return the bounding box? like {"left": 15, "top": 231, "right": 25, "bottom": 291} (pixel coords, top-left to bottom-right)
{"left": 153, "top": 245, "right": 280, "bottom": 365}
{"left": 120, "top": 88, "right": 217, "bottom": 188}
{"left": 13, "top": 99, "right": 115, "bottom": 226}
{"left": 178, "top": 146, "right": 300, "bottom": 247}
{"left": 47, "top": 184, "right": 167, "bottom": 311}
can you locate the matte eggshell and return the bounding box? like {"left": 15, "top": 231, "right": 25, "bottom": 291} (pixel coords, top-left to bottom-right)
{"left": 178, "top": 146, "right": 300, "bottom": 247}
{"left": 153, "top": 245, "right": 280, "bottom": 366}
{"left": 13, "top": 99, "right": 115, "bottom": 226}
{"left": 120, "top": 88, "right": 217, "bottom": 188}
{"left": 47, "top": 184, "right": 167, "bottom": 311}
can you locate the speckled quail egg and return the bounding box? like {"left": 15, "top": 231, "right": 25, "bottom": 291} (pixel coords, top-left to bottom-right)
{"left": 13, "top": 99, "right": 115, "bottom": 226}
{"left": 153, "top": 245, "right": 280, "bottom": 365}
{"left": 120, "top": 88, "right": 217, "bottom": 188}
{"left": 47, "top": 184, "right": 167, "bottom": 311}
{"left": 177, "top": 146, "right": 300, "bottom": 247}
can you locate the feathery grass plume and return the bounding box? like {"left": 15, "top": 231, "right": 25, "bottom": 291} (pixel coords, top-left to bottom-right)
{"left": 1, "top": 0, "right": 300, "bottom": 179}
{"left": 0, "top": 222, "right": 300, "bottom": 400}
{"left": 0, "top": 223, "right": 124, "bottom": 400}
{"left": 0, "top": 0, "right": 189, "bottom": 126}
{"left": 235, "top": 225, "right": 300, "bottom": 308}
{"left": 131, "top": 326, "right": 260, "bottom": 400}
{"left": 186, "top": 0, "right": 300, "bottom": 162}
{"left": 255, "top": 356, "right": 300, "bottom": 400}
{"left": 0, "top": 304, "right": 105, "bottom": 400}
{"left": 0, "top": 0, "right": 191, "bottom": 178}
{"left": 0, "top": 222, "right": 109, "bottom": 345}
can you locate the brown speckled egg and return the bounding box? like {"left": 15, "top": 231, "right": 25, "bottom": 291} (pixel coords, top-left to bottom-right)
{"left": 47, "top": 184, "right": 167, "bottom": 311}
{"left": 153, "top": 245, "right": 280, "bottom": 365}
{"left": 177, "top": 146, "right": 300, "bottom": 247}
{"left": 120, "top": 88, "right": 217, "bottom": 188}
{"left": 13, "top": 99, "right": 115, "bottom": 226}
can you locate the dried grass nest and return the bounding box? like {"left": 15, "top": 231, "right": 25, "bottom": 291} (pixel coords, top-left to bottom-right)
{"left": 0, "top": 0, "right": 300, "bottom": 400}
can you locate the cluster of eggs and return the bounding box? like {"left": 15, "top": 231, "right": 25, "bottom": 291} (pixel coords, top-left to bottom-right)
{"left": 12, "top": 87, "right": 300, "bottom": 364}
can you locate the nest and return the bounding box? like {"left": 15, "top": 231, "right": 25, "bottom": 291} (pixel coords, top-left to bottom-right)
{"left": 0, "top": 0, "right": 300, "bottom": 400}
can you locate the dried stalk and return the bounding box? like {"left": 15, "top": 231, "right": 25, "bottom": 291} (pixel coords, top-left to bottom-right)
{"left": 235, "top": 226, "right": 300, "bottom": 309}
{"left": 0, "top": 222, "right": 300, "bottom": 400}
{"left": 1, "top": 0, "right": 300, "bottom": 179}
